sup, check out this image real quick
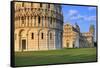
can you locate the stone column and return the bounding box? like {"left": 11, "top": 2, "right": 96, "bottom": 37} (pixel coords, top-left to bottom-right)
{"left": 45, "top": 16, "right": 47, "bottom": 27}
{"left": 54, "top": 18, "right": 56, "bottom": 28}
{"left": 40, "top": 17, "right": 42, "bottom": 27}
{"left": 46, "top": 16, "right": 48, "bottom": 27}
{"left": 26, "top": 16, "right": 28, "bottom": 27}
{"left": 24, "top": 17, "right": 26, "bottom": 27}
{"left": 23, "top": 17, "right": 25, "bottom": 27}
{"left": 26, "top": 34, "right": 28, "bottom": 51}
{"left": 34, "top": 16, "right": 36, "bottom": 26}
{"left": 51, "top": 18, "right": 53, "bottom": 28}
{"left": 42, "top": 16, "right": 44, "bottom": 27}
{"left": 53, "top": 31, "right": 56, "bottom": 49}
{"left": 31, "top": 16, "right": 32, "bottom": 27}
{"left": 42, "top": 17, "right": 43, "bottom": 27}
{"left": 47, "top": 17, "right": 49, "bottom": 28}
{"left": 15, "top": 18, "right": 17, "bottom": 28}
{"left": 17, "top": 17, "right": 19, "bottom": 28}
{"left": 19, "top": 17, "right": 21, "bottom": 27}
{"left": 47, "top": 32, "right": 49, "bottom": 50}
{"left": 27, "top": 16, "right": 29, "bottom": 27}
{"left": 44, "top": 16, "right": 46, "bottom": 27}
{"left": 37, "top": 32, "right": 39, "bottom": 50}
{"left": 36, "top": 16, "right": 38, "bottom": 27}
{"left": 55, "top": 18, "right": 57, "bottom": 28}
{"left": 32, "top": 16, "right": 34, "bottom": 27}
{"left": 29, "top": 16, "right": 31, "bottom": 27}
{"left": 18, "top": 35, "right": 21, "bottom": 51}
{"left": 60, "top": 32, "right": 62, "bottom": 48}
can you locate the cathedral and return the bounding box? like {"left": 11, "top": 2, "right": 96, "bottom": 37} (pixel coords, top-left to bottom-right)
{"left": 63, "top": 23, "right": 95, "bottom": 48}
{"left": 14, "top": 2, "right": 63, "bottom": 51}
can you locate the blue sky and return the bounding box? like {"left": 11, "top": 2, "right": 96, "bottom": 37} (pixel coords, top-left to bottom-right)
{"left": 61, "top": 5, "right": 97, "bottom": 40}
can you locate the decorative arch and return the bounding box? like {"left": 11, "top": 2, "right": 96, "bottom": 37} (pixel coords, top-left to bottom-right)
{"left": 19, "top": 29, "right": 25, "bottom": 36}
{"left": 38, "top": 29, "right": 48, "bottom": 50}
{"left": 48, "top": 30, "right": 55, "bottom": 38}
{"left": 38, "top": 29, "right": 48, "bottom": 40}
{"left": 18, "top": 29, "right": 27, "bottom": 51}
{"left": 47, "top": 29, "right": 55, "bottom": 50}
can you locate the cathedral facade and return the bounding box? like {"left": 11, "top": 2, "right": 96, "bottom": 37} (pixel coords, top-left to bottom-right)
{"left": 14, "top": 2, "right": 63, "bottom": 51}
{"left": 63, "top": 23, "right": 95, "bottom": 48}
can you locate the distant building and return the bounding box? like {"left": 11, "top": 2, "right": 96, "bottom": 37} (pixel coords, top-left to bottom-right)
{"left": 63, "top": 23, "right": 95, "bottom": 48}
{"left": 14, "top": 2, "right": 63, "bottom": 51}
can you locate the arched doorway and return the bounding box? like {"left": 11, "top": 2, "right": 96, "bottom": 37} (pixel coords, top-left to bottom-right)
{"left": 73, "top": 44, "right": 75, "bottom": 48}
{"left": 19, "top": 29, "right": 27, "bottom": 51}
{"left": 66, "top": 42, "right": 69, "bottom": 48}
{"left": 22, "top": 39, "right": 26, "bottom": 51}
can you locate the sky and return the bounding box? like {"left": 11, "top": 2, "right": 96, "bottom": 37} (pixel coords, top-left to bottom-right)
{"left": 61, "top": 5, "right": 97, "bottom": 40}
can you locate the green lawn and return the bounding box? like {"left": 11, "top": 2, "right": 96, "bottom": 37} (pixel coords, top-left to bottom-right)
{"left": 15, "top": 48, "right": 97, "bottom": 66}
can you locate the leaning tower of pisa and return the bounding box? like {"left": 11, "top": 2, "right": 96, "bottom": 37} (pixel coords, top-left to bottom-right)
{"left": 14, "top": 1, "right": 63, "bottom": 51}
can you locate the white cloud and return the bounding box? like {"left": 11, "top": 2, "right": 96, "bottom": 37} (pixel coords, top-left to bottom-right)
{"left": 88, "top": 7, "right": 96, "bottom": 10}
{"left": 70, "top": 14, "right": 84, "bottom": 20}
{"left": 69, "top": 14, "right": 96, "bottom": 22}
{"left": 66, "top": 9, "right": 96, "bottom": 22}
{"left": 68, "top": 10, "right": 78, "bottom": 16}
{"left": 84, "top": 16, "right": 96, "bottom": 21}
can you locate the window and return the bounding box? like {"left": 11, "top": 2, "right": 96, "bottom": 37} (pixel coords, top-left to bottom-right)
{"left": 40, "top": 3, "right": 42, "bottom": 7}
{"left": 50, "top": 33, "right": 52, "bottom": 40}
{"left": 38, "top": 16, "right": 40, "bottom": 24}
{"left": 41, "top": 33, "right": 43, "bottom": 39}
{"left": 31, "top": 33, "right": 34, "bottom": 39}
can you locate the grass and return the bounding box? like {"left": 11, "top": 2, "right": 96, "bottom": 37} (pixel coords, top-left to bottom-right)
{"left": 15, "top": 48, "right": 97, "bottom": 66}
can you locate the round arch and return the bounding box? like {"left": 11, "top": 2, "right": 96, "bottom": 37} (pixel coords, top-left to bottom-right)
{"left": 18, "top": 29, "right": 27, "bottom": 51}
